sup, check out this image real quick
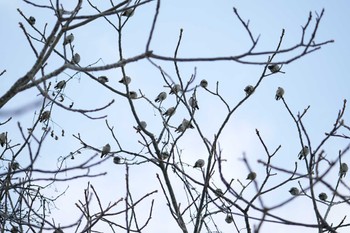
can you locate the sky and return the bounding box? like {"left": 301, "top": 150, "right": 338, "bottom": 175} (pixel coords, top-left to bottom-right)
{"left": 1, "top": 0, "right": 350, "bottom": 233}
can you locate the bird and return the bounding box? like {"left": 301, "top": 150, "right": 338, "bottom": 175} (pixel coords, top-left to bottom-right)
{"left": 72, "top": 53, "right": 80, "bottom": 64}
{"left": 183, "top": 119, "right": 194, "bottom": 129}
{"left": 101, "top": 143, "right": 111, "bottom": 158}
{"left": 275, "top": 87, "right": 284, "bottom": 100}
{"left": 160, "top": 151, "right": 170, "bottom": 160}
{"left": 113, "top": 156, "right": 121, "bottom": 164}
{"left": 175, "top": 119, "right": 194, "bottom": 133}
{"left": 214, "top": 188, "right": 224, "bottom": 197}
{"left": 121, "top": 8, "right": 134, "bottom": 17}
{"left": 289, "top": 187, "right": 300, "bottom": 196}
{"left": 244, "top": 85, "right": 254, "bottom": 96}
{"left": 163, "top": 107, "right": 176, "bottom": 117}
{"left": 246, "top": 171, "right": 257, "bottom": 181}
{"left": 128, "top": 91, "right": 138, "bottom": 99}
{"left": 175, "top": 123, "right": 186, "bottom": 133}
{"left": 28, "top": 16, "right": 36, "bottom": 25}
{"left": 11, "top": 161, "right": 20, "bottom": 171}
{"left": 119, "top": 76, "right": 131, "bottom": 85}
{"left": 169, "top": 84, "right": 181, "bottom": 95}
{"left": 189, "top": 96, "right": 199, "bottom": 110}
{"left": 225, "top": 214, "right": 233, "bottom": 224}
{"left": 200, "top": 79, "right": 208, "bottom": 88}
{"left": 98, "top": 76, "right": 109, "bottom": 84}
{"left": 10, "top": 226, "right": 19, "bottom": 233}
{"left": 193, "top": 159, "right": 205, "bottom": 168}
{"left": 53, "top": 228, "right": 64, "bottom": 233}
{"left": 54, "top": 80, "right": 66, "bottom": 90}
{"left": 63, "top": 33, "right": 74, "bottom": 45}
{"left": 339, "top": 162, "right": 348, "bottom": 178}
{"left": 155, "top": 92, "right": 167, "bottom": 103}
{"left": 0, "top": 132, "right": 7, "bottom": 147}
{"left": 268, "top": 64, "right": 280, "bottom": 73}
{"left": 318, "top": 192, "right": 328, "bottom": 201}
{"left": 135, "top": 121, "right": 147, "bottom": 133}
{"left": 40, "top": 110, "right": 50, "bottom": 122}
{"left": 298, "top": 145, "right": 309, "bottom": 160}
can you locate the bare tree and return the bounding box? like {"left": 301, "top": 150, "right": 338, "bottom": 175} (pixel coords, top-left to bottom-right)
{"left": 1, "top": 1, "right": 349, "bottom": 233}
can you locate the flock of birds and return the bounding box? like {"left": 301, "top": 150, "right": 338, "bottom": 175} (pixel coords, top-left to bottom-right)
{"left": 90, "top": 65, "right": 315, "bottom": 179}
{"left": 15, "top": 19, "right": 348, "bottom": 194}
{"left": 98, "top": 77, "right": 208, "bottom": 162}
{"left": 37, "top": 64, "right": 339, "bottom": 176}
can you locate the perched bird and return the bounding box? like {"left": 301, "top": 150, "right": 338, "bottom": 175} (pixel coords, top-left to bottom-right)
{"left": 72, "top": 53, "right": 80, "bottom": 64}
{"left": 225, "top": 214, "right": 233, "bottom": 224}
{"left": 214, "top": 188, "right": 224, "bottom": 197}
{"left": 319, "top": 192, "right": 328, "bottom": 201}
{"left": 155, "top": 92, "right": 167, "bottom": 103}
{"left": 175, "top": 123, "right": 186, "bottom": 133}
{"left": 244, "top": 85, "right": 254, "bottom": 96}
{"left": 135, "top": 121, "right": 147, "bottom": 133}
{"left": 63, "top": 33, "right": 74, "bottom": 45}
{"left": 169, "top": 84, "right": 181, "bottom": 95}
{"left": 53, "top": 228, "right": 64, "bottom": 233}
{"left": 11, "top": 161, "right": 20, "bottom": 171}
{"left": 163, "top": 107, "right": 176, "bottom": 117}
{"left": 0, "top": 132, "right": 7, "bottom": 147}
{"left": 246, "top": 171, "right": 257, "bottom": 181}
{"left": 182, "top": 119, "right": 194, "bottom": 129}
{"left": 151, "top": 152, "right": 170, "bottom": 164}
{"left": 10, "top": 226, "right": 19, "bottom": 233}
{"left": 113, "top": 156, "right": 121, "bottom": 164}
{"left": 128, "top": 91, "right": 138, "bottom": 99}
{"left": 119, "top": 76, "right": 131, "bottom": 85}
{"left": 298, "top": 145, "right": 309, "bottom": 160}
{"left": 189, "top": 96, "right": 199, "bottom": 110}
{"left": 175, "top": 118, "right": 194, "bottom": 133}
{"left": 121, "top": 8, "right": 134, "bottom": 17}
{"left": 275, "top": 87, "right": 285, "bottom": 100}
{"left": 268, "top": 64, "right": 280, "bottom": 73}
{"left": 40, "top": 110, "right": 50, "bottom": 122}
{"left": 289, "top": 187, "right": 300, "bottom": 196}
{"left": 98, "top": 76, "right": 109, "bottom": 84}
{"left": 54, "top": 80, "right": 66, "bottom": 90}
{"left": 200, "top": 79, "right": 208, "bottom": 88}
{"left": 101, "top": 143, "right": 111, "bottom": 158}
{"left": 160, "top": 151, "right": 170, "bottom": 160}
{"left": 193, "top": 159, "right": 205, "bottom": 168}
{"left": 28, "top": 16, "right": 36, "bottom": 25}
{"left": 339, "top": 162, "right": 348, "bottom": 178}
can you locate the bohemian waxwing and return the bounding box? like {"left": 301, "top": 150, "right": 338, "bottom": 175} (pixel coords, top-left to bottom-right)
{"left": 244, "top": 85, "right": 254, "bottom": 96}
{"left": 101, "top": 143, "right": 111, "bottom": 158}
{"left": 169, "top": 84, "right": 181, "bottom": 95}
{"left": 63, "top": 33, "right": 74, "bottom": 45}
{"left": 275, "top": 87, "right": 284, "bottom": 100}
{"left": 119, "top": 76, "right": 131, "bottom": 85}
{"left": 200, "top": 79, "right": 208, "bottom": 88}
{"left": 298, "top": 145, "right": 309, "bottom": 160}
{"left": 193, "top": 159, "right": 205, "bottom": 168}
{"left": 155, "top": 92, "right": 167, "bottom": 103}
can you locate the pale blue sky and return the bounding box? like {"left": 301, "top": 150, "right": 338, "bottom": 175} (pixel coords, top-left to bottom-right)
{"left": 1, "top": 1, "right": 350, "bottom": 233}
